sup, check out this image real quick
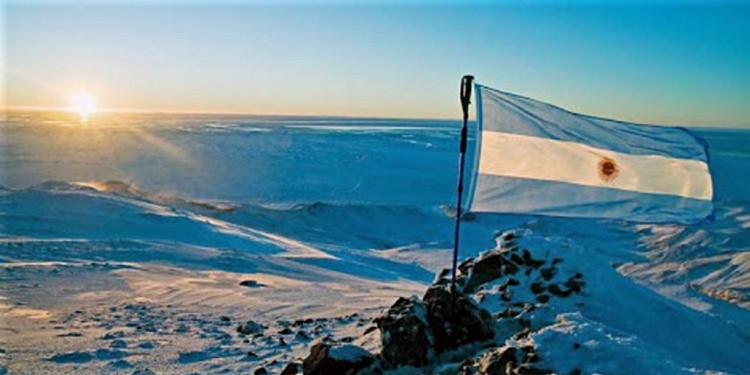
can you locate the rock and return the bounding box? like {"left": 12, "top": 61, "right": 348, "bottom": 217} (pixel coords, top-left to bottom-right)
{"left": 540, "top": 267, "right": 556, "bottom": 281}
{"left": 548, "top": 284, "right": 573, "bottom": 297}
{"left": 238, "top": 320, "right": 265, "bottom": 335}
{"left": 501, "top": 231, "right": 516, "bottom": 242}
{"left": 375, "top": 296, "right": 435, "bottom": 367}
{"left": 530, "top": 282, "right": 545, "bottom": 295}
{"left": 302, "top": 342, "right": 374, "bottom": 375}
{"left": 108, "top": 359, "right": 133, "bottom": 369}
{"left": 565, "top": 277, "right": 585, "bottom": 293}
{"left": 523, "top": 351, "right": 541, "bottom": 363}
{"left": 512, "top": 328, "right": 531, "bottom": 340}
{"left": 521, "top": 250, "right": 533, "bottom": 266}
{"left": 137, "top": 342, "right": 154, "bottom": 349}
{"left": 56, "top": 332, "right": 83, "bottom": 337}
{"left": 94, "top": 348, "right": 126, "bottom": 360}
{"left": 433, "top": 268, "right": 452, "bottom": 285}
{"left": 422, "top": 284, "right": 494, "bottom": 354}
{"left": 174, "top": 324, "right": 190, "bottom": 333}
{"left": 295, "top": 330, "right": 311, "bottom": 341}
{"left": 478, "top": 346, "right": 518, "bottom": 375}
{"left": 240, "top": 280, "right": 265, "bottom": 288}
{"left": 501, "top": 289, "right": 512, "bottom": 302}
{"left": 294, "top": 318, "right": 314, "bottom": 327}
{"left": 456, "top": 363, "right": 475, "bottom": 375}
{"left": 280, "top": 362, "right": 300, "bottom": 375}
{"left": 505, "top": 261, "right": 520, "bottom": 275}
{"left": 49, "top": 351, "right": 94, "bottom": 363}
{"left": 458, "top": 257, "right": 475, "bottom": 274}
{"left": 254, "top": 367, "right": 268, "bottom": 375}
{"left": 109, "top": 339, "right": 128, "bottom": 348}
{"left": 102, "top": 331, "right": 125, "bottom": 340}
{"left": 509, "top": 253, "right": 524, "bottom": 266}
{"left": 463, "top": 251, "right": 506, "bottom": 293}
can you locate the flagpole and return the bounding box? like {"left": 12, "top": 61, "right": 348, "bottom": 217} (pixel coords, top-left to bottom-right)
{"left": 451, "top": 75, "right": 474, "bottom": 293}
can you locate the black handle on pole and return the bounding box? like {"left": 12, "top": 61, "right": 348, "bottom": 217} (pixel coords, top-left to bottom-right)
{"left": 461, "top": 76, "right": 474, "bottom": 119}
{"left": 451, "top": 75, "right": 474, "bottom": 293}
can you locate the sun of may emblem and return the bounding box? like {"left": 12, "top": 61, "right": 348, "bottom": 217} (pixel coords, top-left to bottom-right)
{"left": 598, "top": 157, "right": 619, "bottom": 182}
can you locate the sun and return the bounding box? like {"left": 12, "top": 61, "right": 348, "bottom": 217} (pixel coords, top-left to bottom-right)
{"left": 68, "top": 93, "right": 98, "bottom": 121}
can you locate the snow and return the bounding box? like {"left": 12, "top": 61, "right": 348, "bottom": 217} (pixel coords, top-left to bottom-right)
{"left": 1, "top": 111, "right": 749, "bottom": 374}
{"left": 327, "top": 344, "right": 372, "bottom": 361}
{"left": 530, "top": 312, "right": 685, "bottom": 375}
{"left": 497, "top": 226, "right": 750, "bottom": 374}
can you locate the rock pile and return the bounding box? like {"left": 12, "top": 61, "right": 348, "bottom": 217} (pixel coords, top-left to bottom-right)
{"left": 375, "top": 296, "right": 435, "bottom": 367}
{"left": 421, "top": 284, "right": 495, "bottom": 354}
{"left": 451, "top": 232, "right": 586, "bottom": 323}
{"left": 293, "top": 231, "right": 585, "bottom": 375}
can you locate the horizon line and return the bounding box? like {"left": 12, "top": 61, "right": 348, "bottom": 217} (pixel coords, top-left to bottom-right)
{"left": 0, "top": 105, "right": 460, "bottom": 123}
{"left": 1, "top": 105, "right": 747, "bottom": 130}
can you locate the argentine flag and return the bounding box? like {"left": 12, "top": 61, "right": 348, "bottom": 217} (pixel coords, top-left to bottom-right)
{"left": 466, "top": 84, "right": 713, "bottom": 224}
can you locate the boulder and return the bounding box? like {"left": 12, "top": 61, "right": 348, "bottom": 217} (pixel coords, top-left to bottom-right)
{"left": 458, "top": 257, "right": 475, "bottom": 275}
{"left": 375, "top": 296, "right": 435, "bottom": 368}
{"left": 433, "top": 268, "right": 452, "bottom": 286}
{"left": 423, "top": 284, "right": 494, "bottom": 353}
{"left": 463, "top": 251, "right": 506, "bottom": 293}
{"left": 302, "top": 342, "right": 374, "bottom": 375}
{"left": 279, "top": 362, "right": 300, "bottom": 375}
{"left": 477, "top": 346, "right": 518, "bottom": 375}
{"left": 237, "top": 320, "right": 265, "bottom": 335}
{"left": 240, "top": 280, "right": 265, "bottom": 288}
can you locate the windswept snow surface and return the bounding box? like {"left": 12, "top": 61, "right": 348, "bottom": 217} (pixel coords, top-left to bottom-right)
{"left": 1, "top": 111, "right": 749, "bottom": 374}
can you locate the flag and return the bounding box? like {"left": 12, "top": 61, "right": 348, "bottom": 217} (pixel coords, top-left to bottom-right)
{"left": 465, "top": 84, "right": 713, "bottom": 224}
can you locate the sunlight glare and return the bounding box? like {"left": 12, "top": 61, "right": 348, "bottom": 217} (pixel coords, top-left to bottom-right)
{"left": 69, "top": 93, "right": 98, "bottom": 121}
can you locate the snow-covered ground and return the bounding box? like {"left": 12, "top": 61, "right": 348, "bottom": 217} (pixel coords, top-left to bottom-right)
{"left": 1, "top": 111, "right": 749, "bottom": 374}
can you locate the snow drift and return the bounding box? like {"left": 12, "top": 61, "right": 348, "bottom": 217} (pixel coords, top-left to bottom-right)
{"left": 1, "top": 112, "right": 749, "bottom": 374}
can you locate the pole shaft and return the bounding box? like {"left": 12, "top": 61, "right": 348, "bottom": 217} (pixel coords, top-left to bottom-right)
{"left": 451, "top": 75, "right": 474, "bottom": 292}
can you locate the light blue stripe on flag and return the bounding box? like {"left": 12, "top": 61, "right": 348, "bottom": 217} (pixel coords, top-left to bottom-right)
{"left": 467, "top": 83, "right": 714, "bottom": 224}
{"left": 477, "top": 85, "right": 708, "bottom": 161}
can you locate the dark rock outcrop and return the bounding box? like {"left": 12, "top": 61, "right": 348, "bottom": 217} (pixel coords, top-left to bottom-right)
{"left": 422, "top": 284, "right": 495, "bottom": 353}
{"left": 302, "top": 342, "right": 374, "bottom": 375}
{"left": 477, "top": 346, "right": 518, "bottom": 375}
{"left": 291, "top": 231, "right": 585, "bottom": 375}
{"left": 279, "top": 362, "right": 300, "bottom": 375}
{"left": 462, "top": 251, "right": 507, "bottom": 293}
{"left": 375, "top": 296, "right": 435, "bottom": 367}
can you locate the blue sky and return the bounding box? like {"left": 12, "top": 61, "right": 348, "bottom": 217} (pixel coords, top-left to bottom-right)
{"left": 3, "top": 1, "right": 750, "bottom": 126}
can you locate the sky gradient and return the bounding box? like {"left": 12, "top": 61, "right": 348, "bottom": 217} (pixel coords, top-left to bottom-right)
{"left": 3, "top": 1, "right": 750, "bottom": 127}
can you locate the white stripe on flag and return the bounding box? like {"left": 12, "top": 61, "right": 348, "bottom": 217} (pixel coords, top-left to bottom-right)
{"left": 478, "top": 131, "right": 713, "bottom": 200}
